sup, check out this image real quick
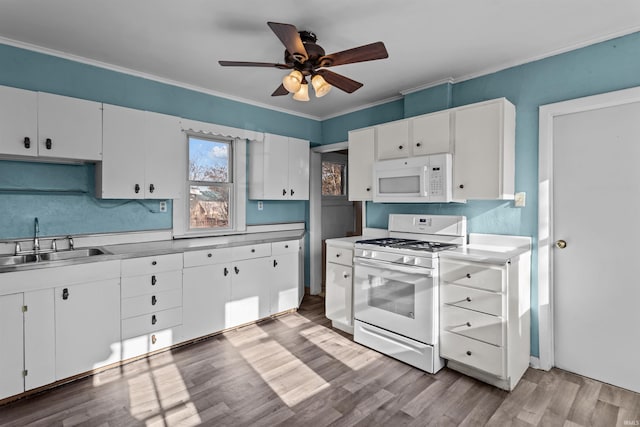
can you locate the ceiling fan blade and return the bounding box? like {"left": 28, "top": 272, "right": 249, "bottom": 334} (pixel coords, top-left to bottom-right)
{"left": 267, "top": 22, "right": 308, "bottom": 63}
{"left": 218, "top": 61, "right": 292, "bottom": 69}
{"left": 319, "top": 42, "right": 388, "bottom": 68}
{"left": 316, "top": 69, "right": 363, "bottom": 93}
{"left": 271, "top": 84, "right": 289, "bottom": 96}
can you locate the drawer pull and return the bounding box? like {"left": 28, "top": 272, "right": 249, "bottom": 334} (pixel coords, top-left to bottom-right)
{"left": 152, "top": 261, "right": 157, "bottom": 266}
{"left": 151, "top": 334, "right": 157, "bottom": 345}
{"left": 151, "top": 315, "right": 157, "bottom": 325}
{"left": 273, "top": 259, "right": 278, "bottom": 267}
{"left": 151, "top": 275, "right": 157, "bottom": 286}
{"left": 466, "top": 297, "right": 472, "bottom": 302}
{"left": 343, "top": 273, "right": 349, "bottom": 279}
{"left": 466, "top": 322, "right": 472, "bottom": 327}
{"left": 24, "top": 137, "right": 31, "bottom": 149}
{"left": 224, "top": 267, "right": 229, "bottom": 276}
{"left": 466, "top": 273, "right": 471, "bottom": 279}
{"left": 251, "top": 248, "right": 255, "bottom": 253}
{"left": 62, "top": 288, "right": 69, "bottom": 300}
{"left": 234, "top": 266, "right": 240, "bottom": 275}
{"left": 207, "top": 253, "right": 212, "bottom": 258}
{"left": 151, "top": 295, "right": 157, "bottom": 306}
{"left": 285, "top": 244, "right": 289, "bottom": 248}
{"left": 336, "top": 253, "right": 341, "bottom": 257}
{"left": 45, "top": 138, "right": 52, "bottom": 150}
{"left": 466, "top": 351, "right": 472, "bottom": 356}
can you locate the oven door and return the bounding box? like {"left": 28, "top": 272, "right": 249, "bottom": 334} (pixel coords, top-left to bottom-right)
{"left": 353, "top": 257, "right": 436, "bottom": 344}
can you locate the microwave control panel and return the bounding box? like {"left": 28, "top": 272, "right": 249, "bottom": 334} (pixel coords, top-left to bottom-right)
{"left": 426, "top": 154, "right": 452, "bottom": 202}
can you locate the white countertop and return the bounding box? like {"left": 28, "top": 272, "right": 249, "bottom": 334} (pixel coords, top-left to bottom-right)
{"left": 440, "top": 233, "right": 531, "bottom": 264}
{"left": 324, "top": 236, "right": 363, "bottom": 249}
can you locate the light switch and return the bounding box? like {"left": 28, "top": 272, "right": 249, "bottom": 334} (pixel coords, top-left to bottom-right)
{"left": 258, "top": 201, "right": 263, "bottom": 211}
{"left": 514, "top": 192, "right": 526, "bottom": 208}
{"left": 159, "top": 201, "right": 167, "bottom": 212}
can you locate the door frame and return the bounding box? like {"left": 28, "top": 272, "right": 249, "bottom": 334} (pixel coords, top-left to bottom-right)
{"left": 537, "top": 85, "right": 640, "bottom": 370}
{"left": 309, "top": 141, "right": 349, "bottom": 295}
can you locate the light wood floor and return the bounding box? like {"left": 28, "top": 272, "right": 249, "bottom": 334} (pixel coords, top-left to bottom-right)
{"left": 1, "top": 295, "right": 638, "bottom": 426}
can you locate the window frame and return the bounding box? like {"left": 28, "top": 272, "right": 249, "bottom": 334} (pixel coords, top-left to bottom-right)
{"left": 321, "top": 153, "right": 349, "bottom": 200}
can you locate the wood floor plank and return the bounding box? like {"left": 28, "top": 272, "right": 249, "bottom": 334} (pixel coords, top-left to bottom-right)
{"left": 1, "top": 295, "right": 639, "bottom": 427}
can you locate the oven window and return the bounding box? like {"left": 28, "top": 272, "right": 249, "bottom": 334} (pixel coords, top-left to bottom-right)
{"left": 368, "top": 276, "right": 415, "bottom": 319}
{"left": 378, "top": 176, "right": 420, "bottom": 193}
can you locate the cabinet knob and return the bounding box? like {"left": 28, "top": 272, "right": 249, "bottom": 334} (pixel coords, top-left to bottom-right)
{"left": 135, "top": 184, "right": 140, "bottom": 194}
{"left": 282, "top": 189, "right": 287, "bottom": 196}
{"left": 273, "top": 259, "right": 278, "bottom": 267}
{"left": 398, "top": 145, "right": 403, "bottom": 150}
{"left": 151, "top": 314, "right": 157, "bottom": 325}
{"left": 459, "top": 184, "right": 465, "bottom": 189}
{"left": 465, "top": 296, "right": 471, "bottom": 302}
{"left": 285, "top": 244, "right": 289, "bottom": 248}
{"left": 343, "top": 273, "right": 349, "bottom": 279}
{"left": 152, "top": 261, "right": 157, "bottom": 266}
{"left": 149, "top": 183, "right": 155, "bottom": 193}
{"left": 151, "top": 334, "right": 157, "bottom": 345}
{"left": 224, "top": 267, "right": 229, "bottom": 276}
{"left": 234, "top": 266, "right": 240, "bottom": 274}
{"left": 290, "top": 189, "right": 295, "bottom": 196}
{"left": 62, "top": 288, "right": 69, "bottom": 300}
{"left": 466, "top": 322, "right": 472, "bottom": 327}
{"left": 466, "top": 273, "right": 471, "bottom": 279}
{"left": 251, "top": 248, "right": 255, "bottom": 253}
{"left": 366, "top": 187, "right": 371, "bottom": 192}
{"left": 336, "top": 253, "right": 341, "bottom": 257}
{"left": 23, "top": 137, "right": 31, "bottom": 149}
{"left": 466, "top": 351, "right": 472, "bottom": 356}
{"left": 45, "top": 138, "right": 52, "bottom": 150}
{"left": 416, "top": 142, "right": 421, "bottom": 147}
{"left": 151, "top": 275, "right": 157, "bottom": 286}
{"left": 207, "top": 253, "right": 212, "bottom": 258}
{"left": 151, "top": 295, "right": 157, "bottom": 305}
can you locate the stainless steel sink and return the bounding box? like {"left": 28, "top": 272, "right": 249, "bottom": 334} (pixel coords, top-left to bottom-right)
{"left": 39, "top": 248, "right": 108, "bottom": 261}
{"left": 0, "top": 254, "right": 39, "bottom": 266}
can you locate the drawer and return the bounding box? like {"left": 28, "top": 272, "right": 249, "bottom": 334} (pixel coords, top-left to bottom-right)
{"left": 121, "top": 270, "right": 182, "bottom": 298}
{"left": 440, "top": 330, "right": 504, "bottom": 378}
{"left": 440, "top": 259, "right": 504, "bottom": 292}
{"left": 441, "top": 305, "right": 503, "bottom": 346}
{"left": 122, "top": 307, "right": 182, "bottom": 339}
{"left": 121, "top": 253, "right": 183, "bottom": 276}
{"left": 121, "top": 288, "right": 182, "bottom": 319}
{"left": 326, "top": 245, "right": 353, "bottom": 267}
{"left": 272, "top": 239, "right": 300, "bottom": 256}
{"left": 183, "top": 247, "right": 233, "bottom": 268}
{"left": 231, "top": 243, "right": 271, "bottom": 260}
{"left": 441, "top": 283, "right": 502, "bottom": 316}
{"left": 121, "top": 326, "right": 182, "bottom": 360}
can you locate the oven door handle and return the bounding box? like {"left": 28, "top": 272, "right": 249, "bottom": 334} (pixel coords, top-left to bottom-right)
{"left": 354, "top": 258, "right": 433, "bottom": 278}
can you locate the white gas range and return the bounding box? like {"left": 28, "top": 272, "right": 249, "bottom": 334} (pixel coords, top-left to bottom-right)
{"left": 353, "top": 214, "right": 467, "bottom": 373}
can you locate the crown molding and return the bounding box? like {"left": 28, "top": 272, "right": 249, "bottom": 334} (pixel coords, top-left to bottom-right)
{"left": 400, "top": 77, "right": 455, "bottom": 95}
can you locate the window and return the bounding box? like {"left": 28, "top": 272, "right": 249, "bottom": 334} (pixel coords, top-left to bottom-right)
{"left": 322, "top": 160, "right": 347, "bottom": 196}
{"left": 188, "top": 136, "right": 233, "bottom": 231}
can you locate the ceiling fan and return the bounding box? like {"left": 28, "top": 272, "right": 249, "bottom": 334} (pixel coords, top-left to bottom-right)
{"left": 219, "top": 22, "right": 389, "bottom": 101}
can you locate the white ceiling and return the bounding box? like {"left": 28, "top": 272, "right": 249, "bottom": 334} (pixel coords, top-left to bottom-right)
{"left": 1, "top": 0, "right": 639, "bottom": 120}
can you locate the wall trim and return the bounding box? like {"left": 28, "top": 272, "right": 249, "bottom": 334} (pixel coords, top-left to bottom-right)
{"left": 537, "top": 84, "right": 640, "bottom": 371}
{"left": 400, "top": 77, "right": 454, "bottom": 95}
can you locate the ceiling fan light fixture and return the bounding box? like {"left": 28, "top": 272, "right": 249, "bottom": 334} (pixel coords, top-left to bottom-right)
{"left": 311, "top": 74, "right": 331, "bottom": 97}
{"left": 292, "top": 80, "right": 310, "bottom": 101}
{"left": 282, "top": 70, "right": 303, "bottom": 93}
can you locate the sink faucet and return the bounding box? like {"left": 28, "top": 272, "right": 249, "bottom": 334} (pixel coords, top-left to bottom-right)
{"left": 33, "top": 217, "right": 40, "bottom": 253}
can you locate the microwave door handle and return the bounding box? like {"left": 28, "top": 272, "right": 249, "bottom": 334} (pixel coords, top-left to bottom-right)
{"left": 354, "top": 258, "right": 433, "bottom": 278}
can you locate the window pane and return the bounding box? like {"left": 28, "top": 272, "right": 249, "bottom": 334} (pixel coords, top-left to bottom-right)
{"left": 189, "top": 185, "right": 230, "bottom": 229}
{"left": 322, "top": 161, "right": 346, "bottom": 196}
{"left": 189, "top": 137, "right": 230, "bottom": 182}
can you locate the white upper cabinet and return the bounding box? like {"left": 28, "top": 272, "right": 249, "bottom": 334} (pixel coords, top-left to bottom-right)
{"left": 98, "top": 104, "right": 183, "bottom": 199}
{"left": 376, "top": 120, "right": 410, "bottom": 160}
{"left": 452, "top": 98, "right": 515, "bottom": 201}
{"left": 410, "top": 109, "right": 452, "bottom": 155}
{"left": 348, "top": 127, "right": 375, "bottom": 201}
{"left": 0, "top": 86, "right": 102, "bottom": 161}
{"left": 249, "top": 133, "right": 310, "bottom": 200}
{"left": 0, "top": 86, "right": 38, "bottom": 157}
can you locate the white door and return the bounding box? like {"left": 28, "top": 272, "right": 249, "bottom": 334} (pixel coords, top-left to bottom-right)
{"left": 553, "top": 100, "right": 640, "bottom": 393}
{"left": 24, "top": 289, "right": 55, "bottom": 391}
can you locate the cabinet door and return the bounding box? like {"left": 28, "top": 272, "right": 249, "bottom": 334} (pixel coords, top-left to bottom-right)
{"left": 411, "top": 110, "right": 451, "bottom": 155}
{"left": 0, "top": 293, "right": 24, "bottom": 400}
{"left": 24, "top": 289, "right": 55, "bottom": 391}
{"left": 270, "top": 253, "right": 299, "bottom": 313}
{"left": 453, "top": 100, "right": 513, "bottom": 200}
{"left": 0, "top": 85, "right": 38, "bottom": 157}
{"left": 376, "top": 120, "right": 410, "bottom": 160}
{"left": 37, "top": 92, "right": 102, "bottom": 161}
{"left": 182, "top": 263, "right": 231, "bottom": 340}
{"left": 262, "top": 133, "right": 290, "bottom": 199}
{"left": 287, "top": 137, "right": 310, "bottom": 200}
{"left": 144, "top": 111, "right": 184, "bottom": 199}
{"left": 325, "top": 262, "right": 352, "bottom": 326}
{"left": 99, "top": 104, "right": 146, "bottom": 199}
{"left": 227, "top": 257, "right": 270, "bottom": 328}
{"left": 55, "top": 279, "right": 121, "bottom": 380}
{"left": 348, "top": 128, "right": 375, "bottom": 201}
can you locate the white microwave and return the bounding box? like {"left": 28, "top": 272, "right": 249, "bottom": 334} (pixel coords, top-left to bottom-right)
{"left": 373, "top": 154, "right": 452, "bottom": 203}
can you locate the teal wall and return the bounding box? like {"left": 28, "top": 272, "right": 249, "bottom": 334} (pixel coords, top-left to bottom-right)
{"left": 322, "top": 31, "right": 640, "bottom": 357}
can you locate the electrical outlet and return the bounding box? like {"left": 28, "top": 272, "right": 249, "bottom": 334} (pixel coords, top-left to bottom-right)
{"left": 514, "top": 192, "right": 526, "bottom": 208}
{"left": 159, "top": 201, "right": 167, "bottom": 212}
{"left": 257, "top": 201, "right": 263, "bottom": 211}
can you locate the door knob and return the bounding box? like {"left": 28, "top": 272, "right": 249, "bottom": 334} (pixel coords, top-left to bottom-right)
{"left": 555, "top": 240, "right": 567, "bottom": 249}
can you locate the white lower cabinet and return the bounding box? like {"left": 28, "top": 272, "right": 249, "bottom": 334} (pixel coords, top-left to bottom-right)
{"left": 0, "top": 293, "right": 27, "bottom": 400}
{"left": 55, "top": 280, "right": 121, "bottom": 380}
{"left": 269, "top": 240, "right": 300, "bottom": 314}
{"left": 439, "top": 253, "right": 530, "bottom": 391}
{"left": 120, "top": 253, "right": 184, "bottom": 360}
{"left": 227, "top": 255, "right": 271, "bottom": 328}
{"left": 324, "top": 241, "right": 354, "bottom": 334}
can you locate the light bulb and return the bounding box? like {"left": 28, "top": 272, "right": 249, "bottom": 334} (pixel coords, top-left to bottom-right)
{"left": 292, "top": 82, "right": 310, "bottom": 101}
{"left": 282, "top": 70, "right": 302, "bottom": 93}
{"left": 311, "top": 75, "right": 332, "bottom": 98}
